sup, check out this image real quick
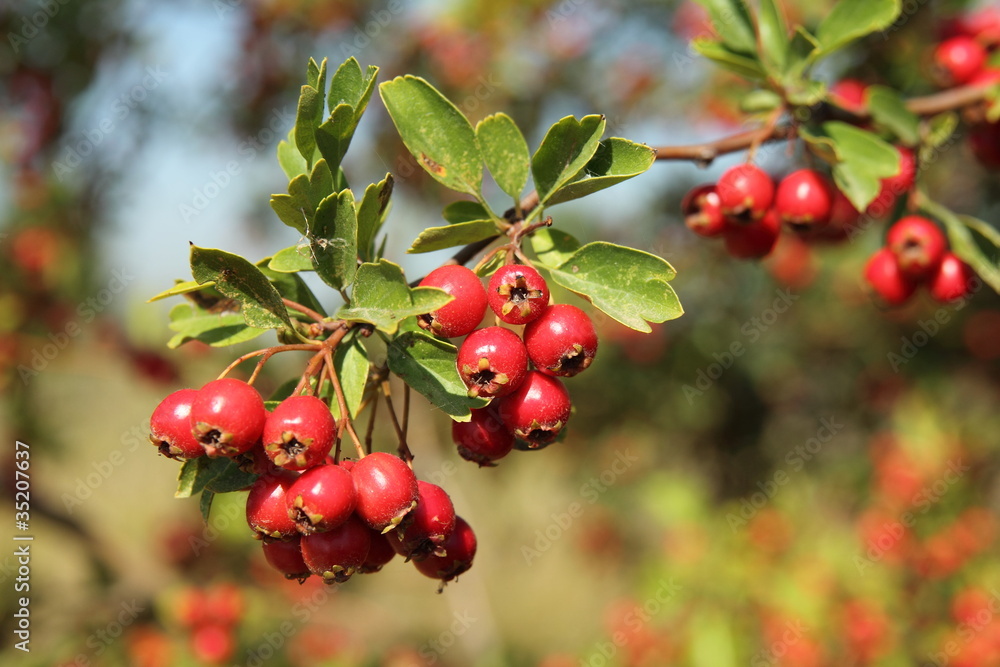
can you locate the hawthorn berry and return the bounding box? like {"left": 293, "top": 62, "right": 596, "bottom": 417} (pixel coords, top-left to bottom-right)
{"left": 875, "top": 147, "right": 917, "bottom": 207}
{"left": 246, "top": 471, "right": 300, "bottom": 540}
{"left": 864, "top": 247, "right": 917, "bottom": 306}
{"left": 487, "top": 264, "right": 550, "bottom": 325}
{"left": 930, "top": 253, "right": 976, "bottom": 302}
{"left": 774, "top": 169, "right": 833, "bottom": 229}
{"left": 682, "top": 184, "right": 727, "bottom": 237}
{"left": 497, "top": 370, "right": 572, "bottom": 449}
{"left": 417, "top": 265, "right": 488, "bottom": 338}
{"left": 286, "top": 464, "right": 357, "bottom": 534}
{"left": 523, "top": 304, "right": 598, "bottom": 377}
{"left": 190, "top": 378, "right": 266, "bottom": 458}
{"left": 413, "top": 516, "right": 477, "bottom": 583}
{"left": 359, "top": 529, "right": 397, "bottom": 574}
{"left": 933, "top": 36, "right": 987, "bottom": 86}
{"left": 393, "top": 481, "right": 457, "bottom": 561}
{"left": 829, "top": 79, "right": 869, "bottom": 114}
{"left": 300, "top": 515, "right": 371, "bottom": 584}
{"left": 723, "top": 209, "right": 781, "bottom": 259}
{"left": 150, "top": 388, "right": 204, "bottom": 460}
{"left": 452, "top": 406, "right": 514, "bottom": 466}
{"left": 456, "top": 326, "right": 529, "bottom": 398}
{"left": 886, "top": 215, "right": 947, "bottom": 279}
{"left": 716, "top": 163, "right": 774, "bottom": 220}
{"left": 190, "top": 625, "right": 236, "bottom": 665}
{"left": 261, "top": 537, "right": 311, "bottom": 582}
{"left": 351, "top": 452, "right": 419, "bottom": 533}
{"left": 263, "top": 395, "right": 336, "bottom": 471}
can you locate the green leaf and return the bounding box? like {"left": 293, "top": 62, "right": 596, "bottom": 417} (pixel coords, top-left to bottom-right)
{"left": 693, "top": 0, "right": 757, "bottom": 54}
{"left": 176, "top": 457, "right": 225, "bottom": 498}
{"left": 739, "top": 90, "right": 784, "bottom": 114}
{"left": 531, "top": 115, "right": 606, "bottom": 207}
{"left": 387, "top": 331, "right": 487, "bottom": 420}
{"left": 442, "top": 200, "right": 490, "bottom": 224}
{"left": 545, "top": 138, "right": 655, "bottom": 205}
{"left": 815, "top": 0, "right": 901, "bottom": 58}
{"left": 294, "top": 84, "right": 322, "bottom": 167}
{"left": 190, "top": 246, "right": 293, "bottom": 329}
{"left": 148, "top": 280, "right": 211, "bottom": 303}
{"left": 476, "top": 113, "right": 530, "bottom": 200}
{"left": 166, "top": 303, "right": 266, "bottom": 349}
{"left": 310, "top": 190, "right": 358, "bottom": 291}
{"left": 866, "top": 85, "right": 920, "bottom": 145}
{"left": 529, "top": 227, "right": 581, "bottom": 268}
{"left": 758, "top": 0, "right": 790, "bottom": 74}
{"left": 407, "top": 220, "right": 499, "bottom": 254}
{"left": 270, "top": 194, "right": 308, "bottom": 234}
{"left": 268, "top": 245, "right": 315, "bottom": 273}
{"left": 356, "top": 174, "right": 394, "bottom": 263}
{"left": 258, "top": 264, "right": 328, "bottom": 318}
{"left": 785, "top": 26, "right": 820, "bottom": 78}
{"left": 816, "top": 122, "right": 900, "bottom": 211}
{"left": 199, "top": 490, "right": 214, "bottom": 521}
{"left": 308, "top": 159, "right": 336, "bottom": 211}
{"left": 474, "top": 250, "right": 506, "bottom": 278}
{"left": 306, "top": 57, "right": 327, "bottom": 97}
{"left": 205, "top": 459, "right": 258, "bottom": 493}
{"left": 379, "top": 75, "right": 483, "bottom": 197}
{"left": 333, "top": 337, "right": 369, "bottom": 419}
{"left": 328, "top": 58, "right": 378, "bottom": 118}
{"left": 925, "top": 113, "right": 959, "bottom": 150}
{"left": 277, "top": 130, "right": 308, "bottom": 180}
{"left": 336, "top": 259, "right": 454, "bottom": 334}
{"left": 547, "top": 242, "right": 683, "bottom": 332}
{"left": 315, "top": 104, "right": 359, "bottom": 172}
{"left": 920, "top": 199, "right": 1000, "bottom": 293}
{"left": 692, "top": 39, "right": 767, "bottom": 81}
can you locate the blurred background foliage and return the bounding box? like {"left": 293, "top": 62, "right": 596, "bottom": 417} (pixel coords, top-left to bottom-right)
{"left": 2, "top": 0, "right": 1000, "bottom": 665}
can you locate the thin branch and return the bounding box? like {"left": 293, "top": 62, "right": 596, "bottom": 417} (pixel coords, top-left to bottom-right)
{"left": 364, "top": 389, "right": 378, "bottom": 456}
{"left": 381, "top": 378, "right": 413, "bottom": 464}
{"left": 324, "top": 347, "right": 366, "bottom": 459}
{"left": 402, "top": 383, "right": 410, "bottom": 442}
{"left": 217, "top": 343, "right": 319, "bottom": 382}
{"left": 282, "top": 298, "right": 326, "bottom": 323}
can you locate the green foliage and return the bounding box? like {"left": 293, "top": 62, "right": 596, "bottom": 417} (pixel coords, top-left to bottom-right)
{"left": 387, "top": 331, "right": 488, "bottom": 420}
{"left": 190, "top": 246, "right": 293, "bottom": 330}
{"left": 335, "top": 260, "right": 453, "bottom": 335}
{"left": 310, "top": 189, "right": 358, "bottom": 291}
{"left": 476, "top": 113, "right": 530, "bottom": 201}
{"left": 531, "top": 114, "right": 605, "bottom": 209}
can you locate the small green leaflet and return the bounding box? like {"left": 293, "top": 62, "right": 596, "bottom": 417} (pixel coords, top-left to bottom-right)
{"left": 545, "top": 138, "right": 656, "bottom": 205}
{"left": 529, "top": 227, "right": 580, "bottom": 267}
{"left": 190, "top": 246, "right": 293, "bottom": 330}
{"left": 387, "top": 331, "right": 488, "bottom": 421}
{"left": 336, "top": 259, "right": 454, "bottom": 334}
{"left": 268, "top": 244, "right": 315, "bottom": 273}
{"left": 310, "top": 189, "right": 358, "bottom": 291}
{"left": 814, "top": 0, "right": 901, "bottom": 59}
{"left": 407, "top": 220, "right": 499, "bottom": 254}
{"left": 476, "top": 113, "right": 530, "bottom": 200}
{"left": 531, "top": 114, "right": 605, "bottom": 207}
{"left": 167, "top": 302, "right": 266, "bottom": 349}
{"left": 332, "top": 336, "right": 370, "bottom": 419}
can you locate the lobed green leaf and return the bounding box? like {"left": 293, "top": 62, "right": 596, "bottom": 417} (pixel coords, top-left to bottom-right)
{"left": 336, "top": 260, "right": 454, "bottom": 334}
{"left": 387, "top": 331, "right": 487, "bottom": 421}
{"left": 190, "top": 246, "right": 293, "bottom": 330}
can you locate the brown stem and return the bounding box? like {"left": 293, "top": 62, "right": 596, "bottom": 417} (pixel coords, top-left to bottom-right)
{"left": 381, "top": 378, "right": 413, "bottom": 464}
{"left": 402, "top": 383, "right": 410, "bottom": 442}
{"left": 364, "top": 389, "right": 378, "bottom": 456}
{"left": 282, "top": 298, "right": 326, "bottom": 324}
{"left": 217, "top": 343, "right": 319, "bottom": 382}
{"left": 324, "top": 347, "right": 366, "bottom": 459}
{"left": 294, "top": 350, "right": 327, "bottom": 395}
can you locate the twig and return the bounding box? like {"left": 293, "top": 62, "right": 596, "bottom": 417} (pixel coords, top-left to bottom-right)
{"left": 282, "top": 298, "right": 326, "bottom": 323}
{"left": 217, "top": 343, "right": 319, "bottom": 382}
{"left": 380, "top": 378, "right": 413, "bottom": 464}
{"left": 324, "top": 347, "right": 366, "bottom": 459}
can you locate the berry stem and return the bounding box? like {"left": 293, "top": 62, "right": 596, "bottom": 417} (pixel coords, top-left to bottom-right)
{"left": 380, "top": 378, "right": 413, "bottom": 465}
{"left": 364, "top": 388, "right": 378, "bottom": 456}
{"left": 402, "top": 383, "right": 410, "bottom": 442}
{"left": 281, "top": 298, "right": 326, "bottom": 324}
{"left": 324, "top": 346, "right": 366, "bottom": 460}
{"left": 217, "top": 343, "right": 320, "bottom": 382}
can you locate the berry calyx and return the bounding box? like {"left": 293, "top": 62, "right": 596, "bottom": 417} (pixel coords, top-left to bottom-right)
{"left": 716, "top": 163, "right": 774, "bottom": 220}
{"left": 190, "top": 378, "right": 266, "bottom": 458}
{"left": 150, "top": 388, "right": 204, "bottom": 460}
{"left": 300, "top": 515, "right": 371, "bottom": 584}
{"left": 930, "top": 253, "right": 976, "bottom": 302}
{"left": 864, "top": 247, "right": 917, "bottom": 306}
{"left": 774, "top": 169, "right": 833, "bottom": 230}
{"left": 497, "top": 370, "right": 572, "bottom": 449}
{"left": 452, "top": 406, "right": 514, "bottom": 466}
{"left": 487, "top": 264, "right": 550, "bottom": 325}
{"left": 351, "top": 452, "right": 419, "bottom": 533}
{"left": 417, "top": 265, "right": 488, "bottom": 338}
{"left": 456, "top": 326, "right": 529, "bottom": 398}
{"left": 933, "top": 36, "right": 987, "bottom": 86}
{"left": 359, "top": 529, "right": 397, "bottom": 574}
{"left": 523, "top": 304, "right": 598, "bottom": 377}
{"left": 723, "top": 209, "right": 781, "bottom": 259}
{"left": 261, "top": 537, "right": 311, "bottom": 582}
{"left": 246, "top": 471, "right": 300, "bottom": 540}
{"left": 263, "top": 395, "right": 337, "bottom": 471}
{"left": 286, "top": 464, "right": 357, "bottom": 534}
{"left": 393, "top": 481, "right": 457, "bottom": 561}
{"left": 886, "top": 215, "right": 947, "bottom": 279}
{"left": 413, "top": 516, "right": 477, "bottom": 583}
{"left": 682, "top": 184, "right": 727, "bottom": 237}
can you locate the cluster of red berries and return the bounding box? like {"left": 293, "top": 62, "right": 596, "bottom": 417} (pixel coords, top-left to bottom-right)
{"left": 417, "top": 262, "right": 599, "bottom": 464}
{"left": 174, "top": 584, "right": 243, "bottom": 665}
{"left": 864, "top": 215, "right": 975, "bottom": 306}
{"left": 150, "top": 380, "right": 477, "bottom": 587}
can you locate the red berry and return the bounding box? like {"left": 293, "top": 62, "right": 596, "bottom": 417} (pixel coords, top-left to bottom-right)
{"left": 496, "top": 370, "right": 572, "bottom": 449}
{"left": 286, "top": 464, "right": 357, "bottom": 534}
{"left": 960, "top": 7, "right": 1000, "bottom": 43}
{"left": 261, "top": 537, "right": 311, "bottom": 582}
{"left": 829, "top": 79, "right": 868, "bottom": 114}
{"left": 774, "top": 169, "right": 834, "bottom": 230}
{"left": 456, "top": 326, "right": 529, "bottom": 398}
{"left": 413, "top": 516, "right": 476, "bottom": 583}
{"left": 682, "top": 184, "right": 727, "bottom": 237}
{"left": 452, "top": 406, "right": 514, "bottom": 466}
{"left": 487, "top": 264, "right": 550, "bottom": 325}
{"left": 814, "top": 189, "right": 861, "bottom": 243}
{"left": 204, "top": 583, "right": 243, "bottom": 627}
{"left": 417, "top": 265, "right": 488, "bottom": 338}
{"left": 246, "top": 471, "right": 300, "bottom": 540}
{"left": 933, "top": 36, "right": 988, "bottom": 86}
{"left": 300, "top": 515, "right": 371, "bottom": 583}
{"left": 716, "top": 164, "right": 774, "bottom": 220}
{"left": 150, "top": 388, "right": 204, "bottom": 460}
{"left": 930, "top": 253, "right": 976, "bottom": 302}
{"left": 886, "top": 215, "right": 947, "bottom": 279}
{"left": 875, "top": 147, "right": 917, "bottom": 207}
{"left": 263, "top": 395, "right": 336, "bottom": 471}
{"left": 523, "top": 304, "right": 598, "bottom": 377}
{"left": 723, "top": 210, "right": 781, "bottom": 259}
{"left": 864, "top": 248, "right": 917, "bottom": 306}
{"left": 351, "top": 452, "right": 419, "bottom": 533}
{"left": 359, "top": 529, "right": 397, "bottom": 574}
{"left": 970, "top": 68, "right": 1000, "bottom": 88}
{"left": 190, "top": 625, "right": 235, "bottom": 666}
{"left": 969, "top": 121, "right": 1000, "bottom": 169}
{"left": 393, "top": 481, "right": 457, "bottom": 561}
{"left": 190, "top": 378, "right": 266, "bottom": 458}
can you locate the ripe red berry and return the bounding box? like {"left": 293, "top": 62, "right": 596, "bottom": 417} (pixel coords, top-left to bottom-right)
{"left": 717, "top": 163, "right": 774, "bottom": 220}
{"left": 933, "top": 36, "right": 988, "bottom": 86}
{"left": 723, "top": 210, "right": 781, "bottom": 259}
{"left": 246, "top": 471, "right": 300, "bottom": 540}
{"left": 487, "top": 264, "right": 550, "bottom": 325}
{"left": 393, "top": 481, "right": 457, "bottom": 561}
{"left": 203, "top": 583, "right": 243, "bottom": 627}
{"left": 875, "top": 147, "right": 917, "bottom": 207}
{"left": 261, "top": 537, "right": 311, "bottom": 582}
{"left": 456, "top": 326, "right": 529, "bottom": 398}
{"left": 886, "top": 215, "right": 947, "bottom": 279}
{"left": 417, "top": 265, "right": 488, "bottom": 338}
{"left": 413, "top": 516, "right": 477, "bottom": 583}
{"left": 190, "top": 624, "right": 235, "bottom": 665}
{"left": 774, "top": 170, "right": 833, "bottom": 229}
{"left": 864, "top": 247, "right": 917, "bottom": 306}
{"left": 452, "top": 406, "right": 514, "bottom": 466}
{"left": 150, "top": 388, "right": 204, "bottom": 460}
{"left": 930, "top": 253, "right": 976, "bottom": 302}
{"left": 351, "top": 452, "right": 419, "bottom": 533}
{"left": 286, "top": 464, "right": 357, "bottom": 534}
{"left": 523, "top": 304, "right": 598, "bottom": 377}
{"left": 300, "top": 515, "right": 371, "bottom": 584}
{"left": 682, "top": 184, "right": 727, "bottom": 237}
{"left": 190, "top": 378, "right": 266, "bottom": 458}
{"left": 359, "top": 529, "right": 397, "bottom": 574}
{"left": 829, "top": 79, "right": 868, "bottom": 114}
{"left": 263, "top": 395, "right": 336, "bottom": 471}
{"left": 497, "top": 370, "right": 572, "bottom": 449}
